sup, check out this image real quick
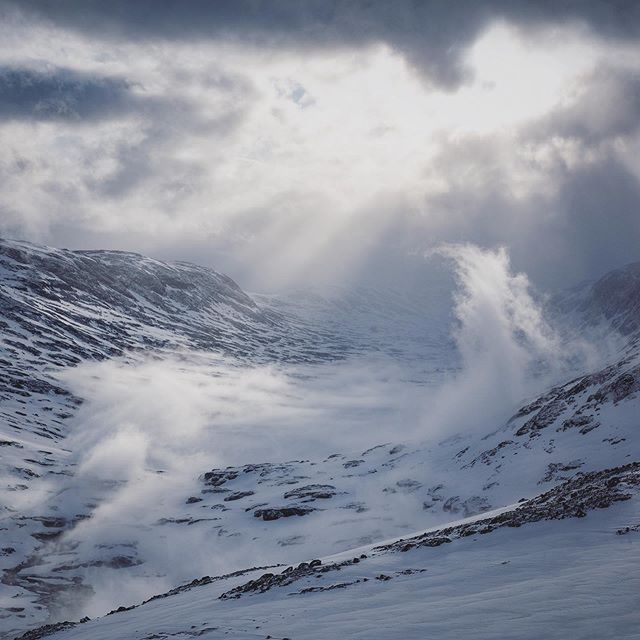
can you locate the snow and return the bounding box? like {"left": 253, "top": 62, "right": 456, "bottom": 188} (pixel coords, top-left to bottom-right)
{"left": 1, "top": 237, "right": 639, "bottom": 639}
{"left": 40, "top": 500, "right": 640, "bottom": 640}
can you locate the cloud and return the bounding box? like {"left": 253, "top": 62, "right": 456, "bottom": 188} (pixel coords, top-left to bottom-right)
{"left": 39, "top": 350, "right": 421, "bottom": 615}
{"left": 527, "top": 65, "right": 640, "bottom": 145}
{"left": 419, "top": 144, "right": 640, "bottom": 290}
{"left": 4, "top": 1, "right": 640, "bottom": 89}
{"left": 406, "top": 58, "right": 640, "bottom": 290}
{"left": 0, "top": 66, "right": 135, "bottom": 121}
{"left": 550, "top": 156, "right": 640, "bottom": 283}
{"left": 0, "top": 55, "right": 254, "bottom": 244}
{"left": 421, "top": 244, "right": 563, "bottom": 436}
{"left": 0, "top": 5, "right": 638, "bottom": 293}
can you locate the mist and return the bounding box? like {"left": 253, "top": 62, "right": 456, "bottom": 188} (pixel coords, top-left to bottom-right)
{"left": 420, "top": 244, "right": 565, "bottom": 438}
{"left": 4, "top": 243, "right": 600, "bottom": 619}
{"left": 46, "top": 353, "right": 418, "bottom": 616}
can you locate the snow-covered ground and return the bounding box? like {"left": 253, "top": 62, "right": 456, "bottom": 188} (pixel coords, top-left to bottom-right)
{"left": 21, "top": 492, "right": 640, "bottom": 640}
{"left": 1, "top": 238, "right": 639, "bottom": 639}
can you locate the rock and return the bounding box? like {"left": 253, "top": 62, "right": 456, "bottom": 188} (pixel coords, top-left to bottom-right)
{"left": 395, "top": 479, "right": 422, "bottom": 492}
{"left": 462, "top": 496, "right": 491, "bottom": 517}
{"left": 220, "top": 556, "right": 362, "bottom": 599}
{"left": 15, "top": 621, "right": 78, "bottom": 640}
{"left": 442, "top": 496, "right": 461, "bottom": 513}
{"left": 376, "top": 462, "right": 640, "bottom": 554}
{"left": 283, "top": 484, "right": 336, "bottom": 501}
{"left": 253, "top": 506, "right": 315, "bottom": 521}
{"left": 539, "top": 461, "right": 584, "bottom": 483}
{"left": 223, "top": 491, "right": 255, "bottom": 502}
{"left": 202, "top": 470, "right": 238, "bottom": 487}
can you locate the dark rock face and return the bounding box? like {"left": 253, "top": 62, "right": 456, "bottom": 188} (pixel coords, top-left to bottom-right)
{"left": 440, "top": 495, "right": 490, "bottom": 517}
{"left": 515, "top": 397, "right": 567, "bottom": 436}
{"left": 589, "top": 366, "right": 640, "bottom": 405}
{"left": 219, "top": 558, "right": 357, "bottom": 600}
{"left": 616, "top": 523, "right": 640, "bottom": 535}
{"left": 442, "top": 496, "right": 460, "bottom": 513}
{"left": 539, "top": 461, "right": 584, "bottom": 484}
{"left": 15, "top": 620, "right": 81, "bottom": 640}
{"left": 52, "top": 556, "right": 141, "bottom": 572}
{"left": 463, "top": 441, "right": 513, "bottom": 468}
{"left": 253, "top": 506, "right": 316, "bottom": 521}
{"left": 460, "top": 496, "right": 491, "bottom": 517}
{"left": 223, "top": 491, "right": 255, "bottom": 502}
{"left": 283, "top": 484, "right": 336, "bottom": 501}
{"left": 559, "top": 415, "right": 599, "bottom": 434}
{"left": 395, "top": 479, "right": 422, "bottom": 492}
{"left": 298, "top": 580, "right": 361, "bottom": 593}
{"left": 510, "top": 360, "right": 640, "bottom": 439}
{"left": 377, "top": 462, "right": 640, "bottom": 553}
{"left": 202, "top": 470, "right": 239, "bottom": 487}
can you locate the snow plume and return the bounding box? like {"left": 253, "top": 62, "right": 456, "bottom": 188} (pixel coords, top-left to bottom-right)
{"left": 50, "top": 352, "right": 417, "bottom": 617}
{"left": 23, "top": 245, "right": 598, "bottom": 621}
{"left": 422, "top": 244, "right": 562, "bottom": 436}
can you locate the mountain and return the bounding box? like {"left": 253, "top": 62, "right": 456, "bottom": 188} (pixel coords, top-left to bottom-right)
{"left": 1, "top": 238, "right": 639, "bottom": 639}
{"left": 14, "top": 462, "right": 640, "bottom": 640}
{"left": 551, "top": 259, "right": 640, "bottom": 340}
{"left": 0, "top": 236, "right": 343, "bottom": 495}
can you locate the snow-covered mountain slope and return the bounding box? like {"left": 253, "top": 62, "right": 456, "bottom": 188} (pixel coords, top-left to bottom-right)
{"left": 0, "top": 238, "right": 346, "bottom": 636}
{"left": 17, "top": 462, "right": 640, "bottom": 640}
{"left": 550, "top": 259, "right": 640, "bottom": 349}
{"left": 0, "top": 237, "right": 339, "bottom": 491}
{"left": 0, "top": 237, "right": 330, "bottom": 375}
{"left": 0, "top": 238, "right": 457, "bottom": 636}
{"left": 1, "top": 238, "right": 639, "bottom": 639}
{"left": 253, "top": 277, "right": 456, "bottom": 372}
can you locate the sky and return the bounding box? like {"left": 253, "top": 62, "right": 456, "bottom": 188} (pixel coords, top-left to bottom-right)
{"left": 0, "top": 0, "right": 640, "bottom": 291}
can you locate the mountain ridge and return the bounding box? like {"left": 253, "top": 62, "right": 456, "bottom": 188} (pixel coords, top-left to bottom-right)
{"left": 1, "top": 237, "right": 639, "bottom": 638}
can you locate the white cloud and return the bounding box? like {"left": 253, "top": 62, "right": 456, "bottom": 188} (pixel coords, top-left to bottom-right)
{"left": 0, "top": 16, "right": 639, "bottom": 289}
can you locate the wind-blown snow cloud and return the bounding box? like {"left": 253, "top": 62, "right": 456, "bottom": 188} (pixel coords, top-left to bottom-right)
{"left": 422, "top": 245, "right": 561, "bottom": 436}
{"left": 16, "top": 243, "right": 602, "bottom": 618}
{"left": 47, "top": 351, "right": 418, "bottom": 614}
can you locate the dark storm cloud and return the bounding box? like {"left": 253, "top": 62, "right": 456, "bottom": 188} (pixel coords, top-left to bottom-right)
{"left": 528, "top": 66, "right": 640, "bottom": 145}
{"left": 0, "top": 58, "right": 254, "bottom": 206}
{"left": 3, "top": 0, "right": 640, "bottom": 89}
{"left": 0, "top": 66, "right": 135, "bottom": 121}
{"left": 513, "top": 67, "right": 640, "bottom": 284}
{"left": 550, "top": 157, "right": 640, "bottom": 283}
{"left": 420, "top": 95, "right": 640, "bottom": 290}
{"left": 1, "top": 0, "right": 639, "bottom": 293}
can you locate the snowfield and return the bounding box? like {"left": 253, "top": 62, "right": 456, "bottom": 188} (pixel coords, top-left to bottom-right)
{"left": 1, "top": 238, "right": 639, "bottom": 639}
{"left": 19, "top": 497, "right": 640, "bottom": 640}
